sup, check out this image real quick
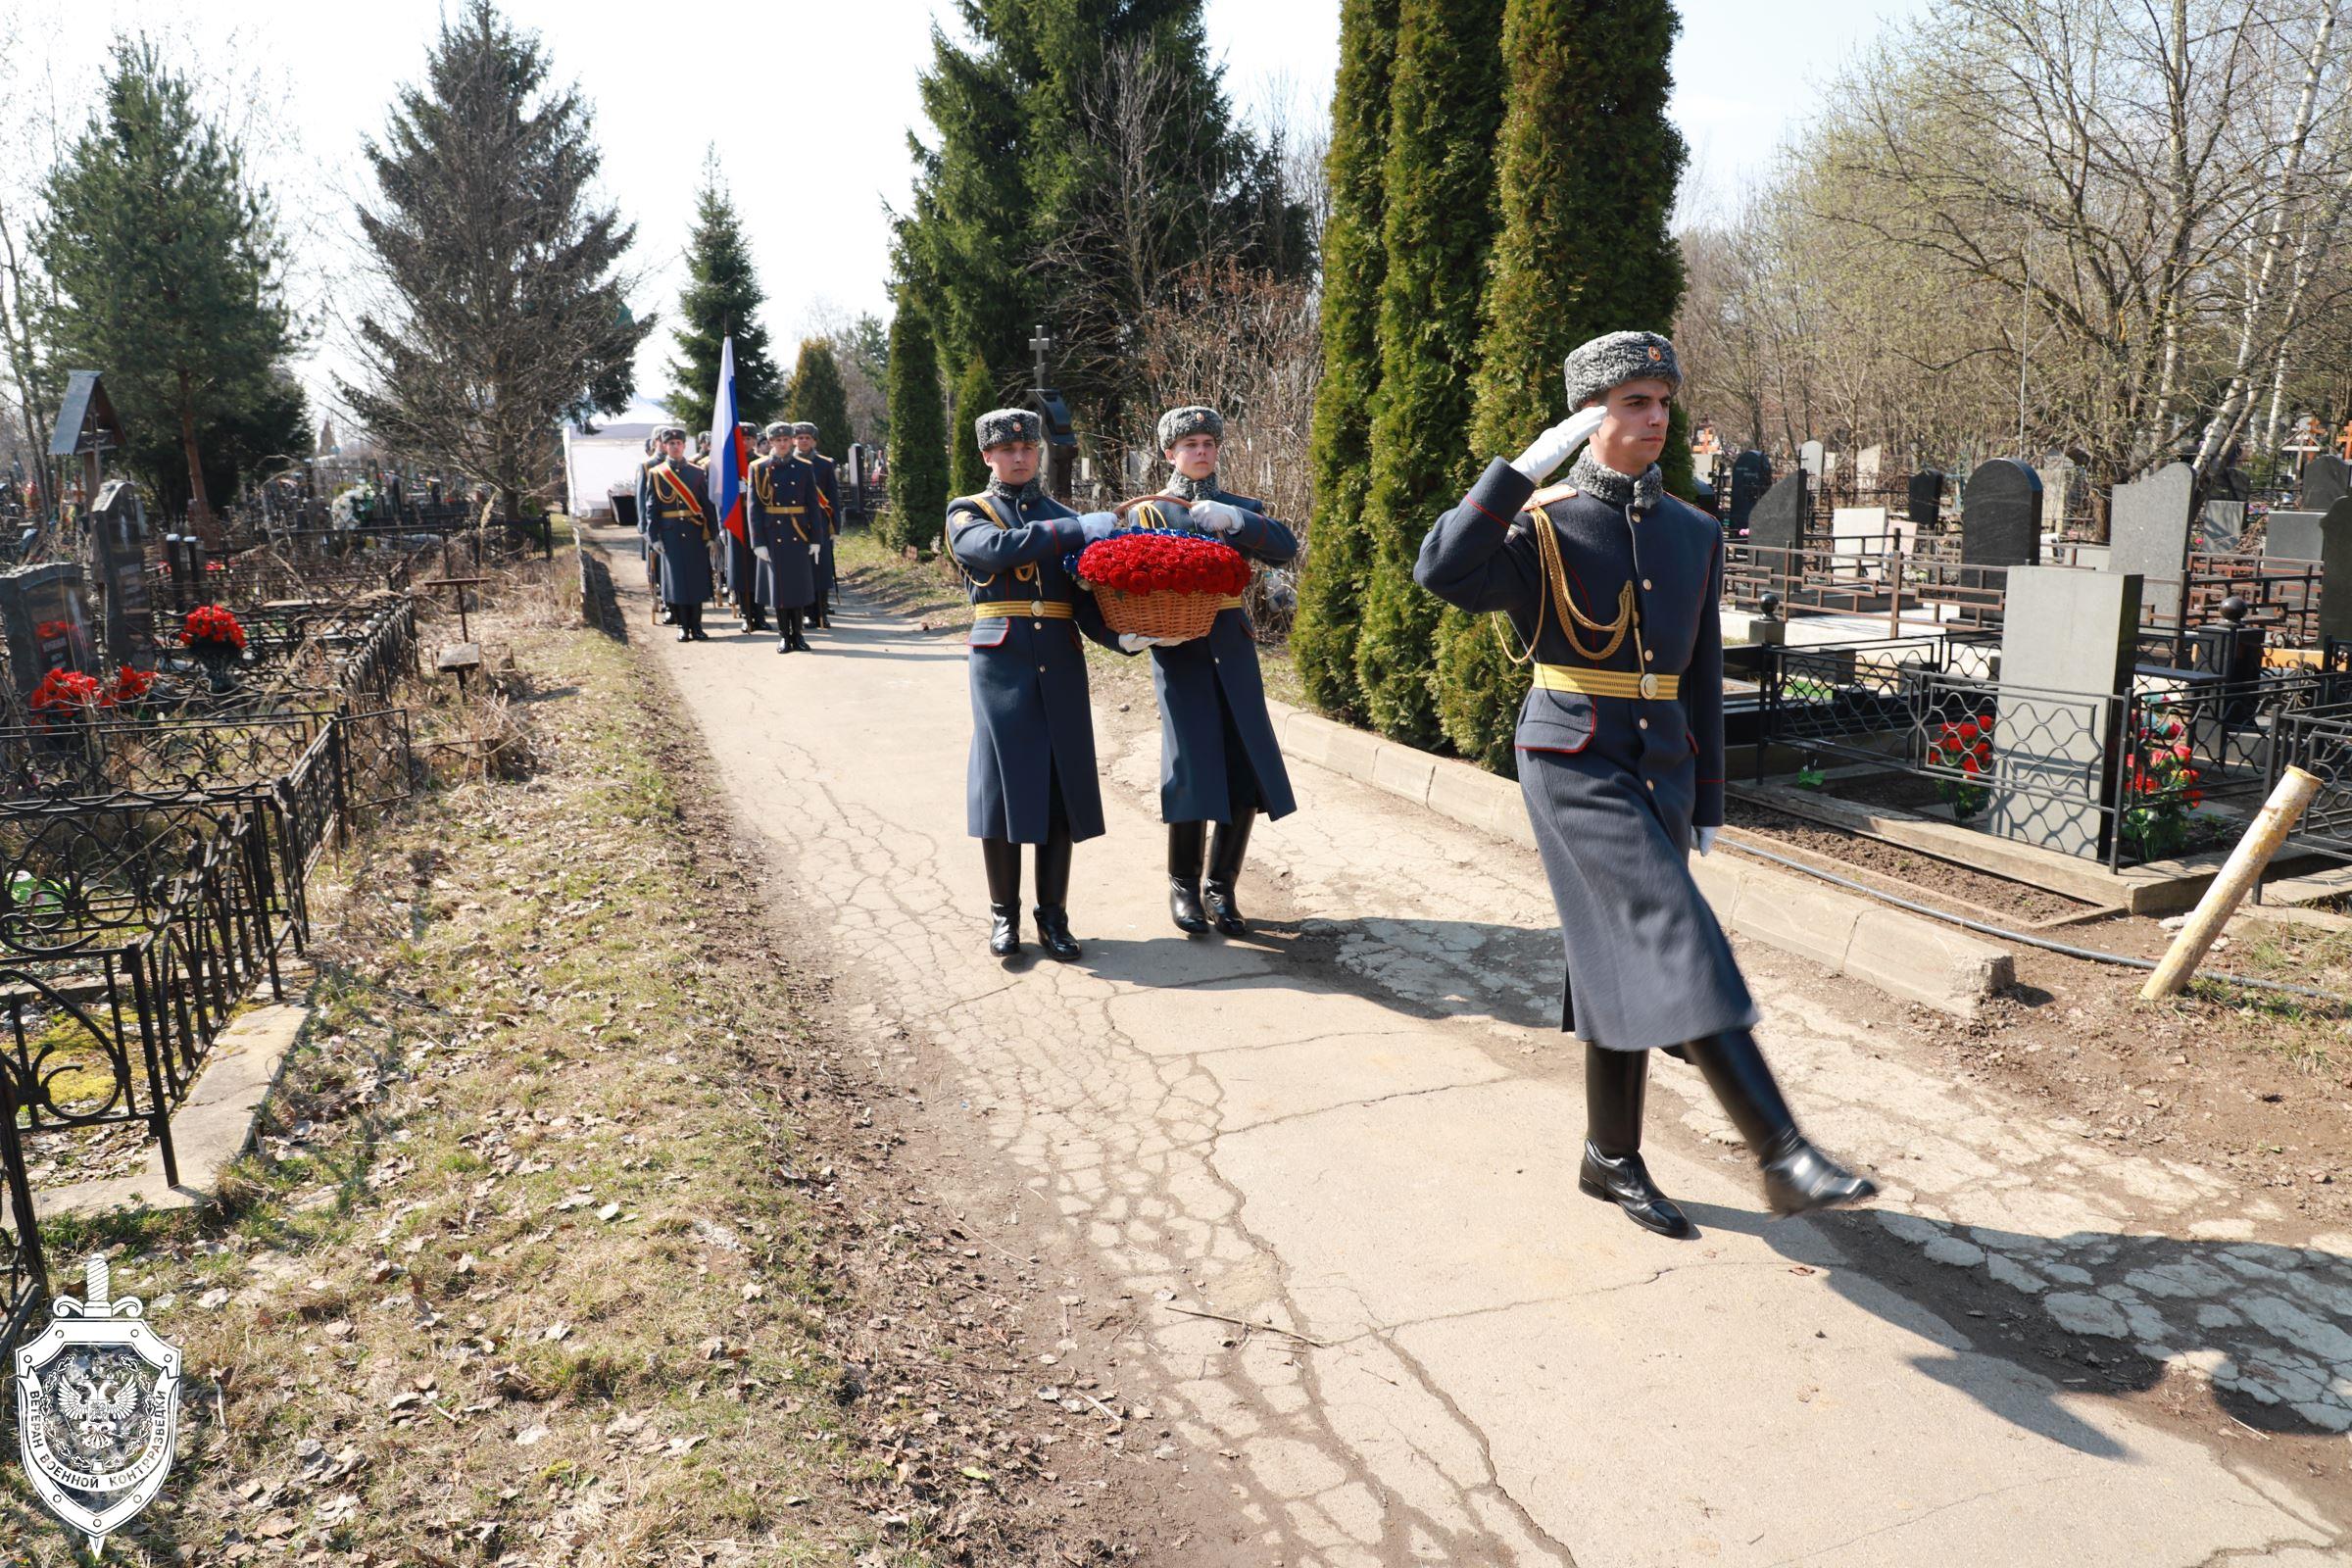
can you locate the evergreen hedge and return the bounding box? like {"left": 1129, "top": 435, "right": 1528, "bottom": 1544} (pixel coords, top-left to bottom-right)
{"left": 1351, "top": 0, "right": 1507, "bottom": 750}
{"left": 950, "top": 354, "right": 994, "bottom": 501}
{"left": 1291, "top": 0, "right": 1399, "bottom": 726}
{"left": 884, "top": 301, "right": 949, "bottom": 552}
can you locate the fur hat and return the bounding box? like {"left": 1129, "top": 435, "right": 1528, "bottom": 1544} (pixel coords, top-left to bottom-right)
{"left": 1156, "top": 405, "right": 1224, "bottom": 451}
{"left": 761, "top": 420, "right": 795, "bottom": 440}
{"left": 653, "top": 423, "right": 688, "bottom": 443}
{"left": 1562, "top": 331, "right": 1682, "bottom": 411}
{"left": 975, "top": 408, "right": 1042, "bottom": 451}
{"left": 791, "top": 421, "right": 817, "bottom": 439}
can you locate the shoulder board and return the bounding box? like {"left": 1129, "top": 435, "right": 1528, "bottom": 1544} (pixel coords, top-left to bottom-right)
{"left": 1523, "top": 482, "right": 1580, "bottom": 513}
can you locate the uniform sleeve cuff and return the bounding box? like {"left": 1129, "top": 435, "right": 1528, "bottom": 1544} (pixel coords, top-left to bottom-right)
{"left": 1464, "top": 458, "right": 1535, "bottom": 525}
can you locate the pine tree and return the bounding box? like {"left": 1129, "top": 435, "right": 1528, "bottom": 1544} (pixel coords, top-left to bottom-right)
{"left": 1290, "top": 0, "right": 1399, "bottom": 723}
{"left": 1350, "top": 0, "right": 1507, "bottom": 748}
{"left": 949, "top": 354, "right": 995, "bottom": 500}
{"left": 343, "top": 0, "right": 647, "bottom": 519}
{"left": 1436, "top": 0, "right": 1689, "bottom": 772}
{"left": 665, "top": 151, "right": 782, "bottom": 425}
{"left": 884, "top": 300, "right": 949, "bottom": 552}
{"left": 783, "top": 338, "right": 853, "bottom": 456}
{"left": 38, "top": 39, "right": 302, "bottom": 528}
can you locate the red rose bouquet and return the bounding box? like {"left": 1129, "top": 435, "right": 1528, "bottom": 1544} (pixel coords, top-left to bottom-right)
{"left": 28, "top": 667, "right": 103, "bottom": 726}
{"left": 180, "top": 605, "right": 247, "bottom": 650}
{"left": 1075, "top": 528, "right": 1250, "bottom": 640}
{"left": 106, "top": 666, "right": 154, "bottom": 708}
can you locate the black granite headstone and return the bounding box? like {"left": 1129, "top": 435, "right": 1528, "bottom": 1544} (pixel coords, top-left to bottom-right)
{"left": 1960, "top": 460, "right": 2042, "bottom": 565}
{"left": 1747, "top": 471, "right": 1809, "bottom": 553}
{"left": 1906, "top": 469, "right": 1942, "bottom": 528}
{"left": 1728, "top": 451, "right": 1772, "bottom": 531}
{"left": 2301, "top": 454, "right": 2352, "bottom": 511}
{"left": 87, "top": 478, "right": 154, "bottom": 668}
{"left": 0, "top": 564, "right": 96, "bottom": 697}
{"left": 2215, "top": 466, "right": 2252, "bottom": 504}
{"left": 2318, "top": 499, "right": 2352, "bottom": 644}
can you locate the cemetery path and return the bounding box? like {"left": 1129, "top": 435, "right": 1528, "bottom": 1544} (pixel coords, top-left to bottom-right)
{"left": 594, "top": 526, "right": 2349, "bottom": 1567}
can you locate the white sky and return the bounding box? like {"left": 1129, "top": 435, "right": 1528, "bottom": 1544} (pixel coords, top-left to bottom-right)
{"left": 11, "top": 0, "right": 1927, "bottom": 424}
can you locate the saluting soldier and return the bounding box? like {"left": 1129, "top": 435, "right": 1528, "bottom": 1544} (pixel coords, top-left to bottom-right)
{"left": 1415, "top": 331, "right": 1874, "bottom": 1236}
{"left": 950, "top": 410, "right": 1121, "bottom": 960}
{"left": 750, "top": 420, "right": 819, "bottom": 653}
{"left": 1143, "top": 406, "right": 1299, "bottom": 936}
{"left": 793, "top": 422, "right": 842, "bottom": 627}
{"left": 644, "top": 423, "right": 716, "bottom": 641}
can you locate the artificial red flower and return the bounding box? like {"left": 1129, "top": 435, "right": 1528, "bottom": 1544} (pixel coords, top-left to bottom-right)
{"left": 105, "top": 666, "right": 153, "bottom": 706}
{"left": 1960, "top": 756, "right": 1982, "bottom": 775}
{"left": 28, "top": 667, "right": 102, "bottom": 724}
{"left": 1958, "top": 720, "right": 1980, "bottom": 742}
{"left": 180, "top": 605, "right": 247, "bottom": 650}
{"left": 2171, "top": 742, "right": 2192, "bottom": 761}
{"left": 1076, "top": 531, "right": 1250, "bottom": 597}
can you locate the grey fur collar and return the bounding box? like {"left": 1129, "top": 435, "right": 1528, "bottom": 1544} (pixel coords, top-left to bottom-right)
{"left": 1567, "top": 450, "right": 1664, "bottom": 515}
{"left": 1163, "top": 470, "right": 1219, "bottom": 502}
{"left": 984, "top": 476, "right": 1046, "bottom": 506}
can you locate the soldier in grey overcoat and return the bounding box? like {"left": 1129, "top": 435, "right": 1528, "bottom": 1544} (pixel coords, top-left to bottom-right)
{"left": 643, "top": 426, "right": 714, "bottom": 641}
{"left": 637, "top": 427, "right": 683, "bottom": 620}
{"left": 1415, "top": 330, "right": 1874, "bottom": 1237}
{"left": 750, "top": 421, "right": 818, "bottom": 653}
{"left": 793, "top": 423, "right": 842, "bottom": 627}
{"left": 950, "top": 410, "right": 1122, "bottom": 960}
{"left": 722, "top": 421, "right": 767, "bottom": 632}
{"left": 1144, "top": 405, "right": 1299, "bottom": 936}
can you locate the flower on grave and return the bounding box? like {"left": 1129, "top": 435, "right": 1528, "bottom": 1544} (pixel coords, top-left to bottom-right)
{"left": 105, "top": 665, "right": 154, "bottom": 707}
{"left": 181, "top": 604, "right": 248, "bottom": 650}
{"left": 28, "top": 667, "right": 102, "bottom": 724}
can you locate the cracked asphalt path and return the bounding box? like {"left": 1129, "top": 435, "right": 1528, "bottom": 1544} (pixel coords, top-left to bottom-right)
{"left": 596, "top": 528, "right": 2346, "bottom": 1566}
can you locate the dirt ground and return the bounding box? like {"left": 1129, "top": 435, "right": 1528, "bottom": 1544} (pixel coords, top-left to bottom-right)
{"left": 0, "top": 557, "right": 1187, "bottom": 1566}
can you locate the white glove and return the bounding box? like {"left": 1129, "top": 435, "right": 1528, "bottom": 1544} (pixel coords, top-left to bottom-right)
{"left": 808, "top": 543, "right": 821, "bottom": 561}
{"left": 1185, "top": 500, "right": 1247, "bottom": 535}
{"left": 1117, "top": 633, "right": 1179, "bottom": 653}
{"left": 1509, "top": 405, "right": 1609, "bottom": 483}
{"left": 1077, "top": 511, "right": 1122, "bottom": 541}
{"left": 1694, "top": 825, "right": 1720, "bottom": 858}
{"left": 755, "top": 545, "right": 770, "bottom": 563}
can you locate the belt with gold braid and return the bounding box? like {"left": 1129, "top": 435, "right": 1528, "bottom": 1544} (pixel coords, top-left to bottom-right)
{"left": 972, "top": 600, "right": 1076, "bottom": 620}
{"left": 1532, "top": 663, "right": 1679, "bottom": 701}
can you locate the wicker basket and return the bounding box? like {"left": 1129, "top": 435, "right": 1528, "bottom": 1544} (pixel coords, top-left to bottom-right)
{"left": 1092, "top": 586, "right": 1228, "bottom": 641}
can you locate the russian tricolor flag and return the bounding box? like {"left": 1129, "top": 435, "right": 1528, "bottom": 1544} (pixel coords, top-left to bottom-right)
{"left": 707, "top": 336, "right": 750, "bottom": 543}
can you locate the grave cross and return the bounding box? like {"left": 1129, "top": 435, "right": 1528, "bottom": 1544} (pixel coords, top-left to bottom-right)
{"left": 1031, "top": 326, "right": 1054, "bottom": 394}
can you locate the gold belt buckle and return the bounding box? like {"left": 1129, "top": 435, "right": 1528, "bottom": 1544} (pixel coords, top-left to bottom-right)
{"left": 1639, "top": 672, "right": 1660, "bottom": 700}
{"left": 1031, "top": 597, "right": 1047, "bottom": 617}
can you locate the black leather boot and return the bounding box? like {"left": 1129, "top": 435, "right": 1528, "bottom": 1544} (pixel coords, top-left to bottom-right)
{"left": 982, "top": 838, "right": 1022, "bottom": 957}
{"left": 1577, "top": 1045, "right": 1692, "bottom": 1238}
{"left": 788, "top": 611, "right": 812, "bottom": 653}
{"left": 1167, "top": 822, "right": 1209, "bottom": 934}
{"left": 1204, "top": 814, "right": 1254, "bottom": 936}
{"left": 1683, "top": 1031, "right": 1878, "bottom": 1215}
{"left": 673, "top": 605, "right": 693, "bottom": 642}
{"left": 1033, "top": 829, "right": 1081, "bottom": 959}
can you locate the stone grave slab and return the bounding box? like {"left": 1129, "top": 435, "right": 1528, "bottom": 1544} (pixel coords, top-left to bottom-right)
{"left": 1747, "top": 471, "right": 1808, "bottom": 553}
{"left": 2195, "top": 500, "right": 2244, "bottom": 553}
{"left": 0, "top": 564, "right": 95, "bottom": 697}
{"left": 2265, "top": 510, "right": 2325, "bottom": 562}
{"left": 1854, "top": 446, "right": 1883, "bottom": 491}
{"left": 2320, "top": 500, "right": 2352, "bottom": 644}
{"left": 1728, "top": 451, "right": 1772, "bottom": 531}
{"left": 1906, "top": 470, "right": 1943, "bottom": 528}
{"left": 2301, "top": 454, "right": 2352, "bottom": 511}
{"left": 1961, "top": 460, "right": 2041, "bottom": 565}
{"left": 1988, "top": 567, "right": 2141, "bottom": 858}
{"left": 1799, "top": 439, "right": 1825, "bottom": 478}
{"left": 88, "top": 478, "right": 154, "bottom": 668}
{"left": 2107, "top": 462, "right": 2196, "bottom": 623}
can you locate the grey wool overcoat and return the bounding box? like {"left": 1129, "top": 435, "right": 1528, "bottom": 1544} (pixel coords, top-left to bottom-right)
{"left": 748, "top": 455, "right": 818, "bottom": 611}
{"left": 949, "top": 487, "right": 1121, "bottom": 844}
{"left": 644, "top": 458, "right": 714, "bottom": 606}
{"left": 1144, "top": 489, "right": 1298, "bottom": 824}
{"left": 1415, "top": 458, "right": 1757, "bottom": 1052}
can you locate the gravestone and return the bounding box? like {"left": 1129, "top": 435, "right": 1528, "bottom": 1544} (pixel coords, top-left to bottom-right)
{"left": 1798, "top": 439, "right": 1825, "bottom": 478}
{"left": 2036, "top": 459, "right": 2075, "bottom": 532}
{"left": 1854, "top": 446, "right": 1883, "bottom": 492}
{"left": 2301, "top": 454, "right": 2352, "bottom": 511}
{"left": 87, "top": 478, "right": 154, "bottom": 668}
{"left": 1747, "top": 471, "right": 1809, "bottom": 553}
{"left": 2215, "top": 466, "right": 2252, "bottom": 505}
{"left": 1728, "top": 451, "right": 1772, "bottom": 531}
{"left": 1907, "top": 469, "right": 1943, "bottom": 528}
{"left": 2319, "top": 499, "right": 2352, "bottom": 644}
{"left": 1960, "top": 460, "right": 2042, "bottom": 565}
{"left": 2107, "top": 462, "right": 2197, "bottom": 623}
{"left": 2195, "top": 500, "right": 2245, "bottom": 553}
{"left": 2265, "top": 509, "right": 2326, "bottom": 561}
{"left": 0, "top": 563, "right": 96, "bottom": 698}
{"left": 1987, "top": 567, "right": 2142, "bottom": 858}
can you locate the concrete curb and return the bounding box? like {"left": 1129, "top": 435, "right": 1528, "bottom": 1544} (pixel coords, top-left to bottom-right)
{"left": 1268, "top": 701, "right": 2013, "bottom": 1018}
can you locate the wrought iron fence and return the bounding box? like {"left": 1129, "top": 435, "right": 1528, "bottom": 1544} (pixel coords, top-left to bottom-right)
{"left": 0, "top": 1069, "right": 45, "bottom": 1370}
{"left": 2265, "top": 699, "right": 2352, "bottom": 863}
{"left": 1725, "top": 542, "right": 2009, "bottom": 628}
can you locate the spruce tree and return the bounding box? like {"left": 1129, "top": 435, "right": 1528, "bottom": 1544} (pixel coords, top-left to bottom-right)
{"left": 665, "top": 152, "right": 782, "bottom": 424}
{"left": 884, "top": 300, "right": 949, "bottom": 552}
{"left": 1291, "top": 0, "right": 1398, "bottom": 724}
{"left": 783, "top": 338, "right": 853, "bottom": 455}
{"left": 343, "top": 0, "right": 646, "bottom": 519}
{"left": 1351, "top": 0, "right": 1507, "bottom": 748}
{"left": 39, "top": 39, "right": 302, "bottom": 528}
{"left": 949, "top": 354, "right": 995, "bottom": 500}
{"left": 1436, "top": 0, "right": 1688, "bottom": 772}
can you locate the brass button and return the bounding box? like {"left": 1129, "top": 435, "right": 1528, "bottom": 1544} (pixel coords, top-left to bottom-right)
{"left": 1646, "top": 779, "right": 1656, "bottom": 791}
{"left": 1032, "top": 620, "right": 1043, "bottom": 629}
{"left": 1638, "top": 717, "right": 1649, "bottom": 730}
{"left": 1642, "top": 650, "right": 1655, "bottom": 662}
{"left": 1642, "top": 578, "right": 1653, "bottom": 591}
{"left": 1037, "top": 664, "right": 1046, "bottom": 673}
{"left": 1031, "top": 598, "right": 1046, "bottom": 616}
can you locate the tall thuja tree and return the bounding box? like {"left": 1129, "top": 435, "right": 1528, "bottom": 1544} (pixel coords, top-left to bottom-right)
{"left": 343, "top": 0, "right": 648, "bottom": 520}
{"left": 665, "top": 151, "right": 781, "bottom": 424}
{"left": 783, "top": 338, "right": 852, "bottom": 455}
{"left": 38, "top": 38, "right": 302, "bottom": 528}
{"left": 1291, "top": 0, "right": 1399, "bottom": 723}
{"left": 1435, "top": 0, "right": 1688, "bottom": 772}
{"left": 1351, "top": 0, "right": 1506, "bottom": 748}
{"left": 883, "top": 297, "right": 949, "bottom": 551}
{"left": 949, "top": 353, "right": 994, "bottom": 498}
